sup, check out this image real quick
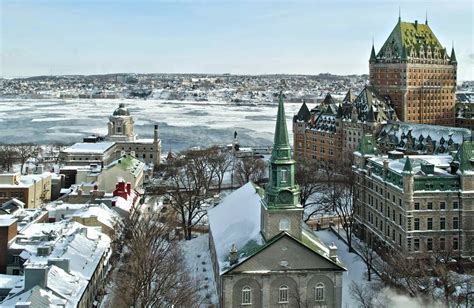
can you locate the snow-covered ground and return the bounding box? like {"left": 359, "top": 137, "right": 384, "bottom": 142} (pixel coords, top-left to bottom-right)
{"left": 179, "top": 234, "right": 218, "bottom": 307}
{"left": 315, "top": 229, "right": 372, "bottom": 308}
{"left": 0, "top": 98, "right": 303, "bottom": 150}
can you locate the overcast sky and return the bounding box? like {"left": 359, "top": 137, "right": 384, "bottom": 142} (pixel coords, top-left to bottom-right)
{"left": 1, "top": 0, "right": 473, "bottom": 80}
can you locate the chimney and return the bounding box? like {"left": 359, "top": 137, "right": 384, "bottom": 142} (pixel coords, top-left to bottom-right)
{"left": 154, "top": 124, "right": 159, "bottom": 143}
{"left": 329, "top": 242, "right": 338, "bottom": 262}
{"left": 414, "top": 20, "right": 418, "bottom": 31}
{"left": 383, "top": 159, "right": 389, "bottom": 178}
{"left": 126, "top": 183, "right": 132, "bottom": 196}
{"left": 229, "top": 244, "right": 238, "bottom": 265}
{"left": 24, "top": 266, "right": 48, "bottom": 290}
{"left": 36, "top": 164, "right": 44, "bottom": 174}
{"left": 47, "top": 258, "right": 70, "bottom": 273}
{"left": 15, "top": 303, "right": 31, "bottom": 308}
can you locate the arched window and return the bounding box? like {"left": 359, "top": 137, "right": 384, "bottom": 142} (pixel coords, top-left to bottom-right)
{"left": 278, "top": 285, "right": 289, "bottom": 303}
{"left": 241, "top": 286, "right": 252, "bottom": 305}
{"left": 279, "top": 218, "right": 290, "bottom": 231}
{"left": 315, "top": 283, "right": 324, "bottom": 301}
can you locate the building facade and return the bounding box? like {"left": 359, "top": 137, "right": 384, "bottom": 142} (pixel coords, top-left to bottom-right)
{"left": 369, "top": 17, "right": 457, "bottom": 125}
{"left": 0, "top": 173, "right": 52, "bottom": 209}
{"left": 293, "top": 87, "right": 398, "bottom": 166}
{"left": 209, "top": 94, "right": 345, "bottom": 308}
{"left": 455, "top": 92, "right": 474, "bottom": 130}
{"left": 353, "top": 136, "right": 474, "bottom": 259}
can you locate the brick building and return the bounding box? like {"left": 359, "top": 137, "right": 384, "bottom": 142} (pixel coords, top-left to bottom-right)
{"left": 353, "top": 136, "right": 474, "bottom": 259}
{"left": 293, "top": 87, "right": 398, "bottom": 166}
{"left": 369, "top": 17, "right": 457, "bottom": 125}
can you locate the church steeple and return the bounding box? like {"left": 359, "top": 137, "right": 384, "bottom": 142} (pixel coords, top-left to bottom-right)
{"left": 261, "top": 93, "right": 303, "bottom": 241}
{"left": 272, "top": 92, "right": 292, "bottom": 161}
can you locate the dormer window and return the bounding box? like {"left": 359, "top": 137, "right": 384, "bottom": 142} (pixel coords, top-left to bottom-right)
{"left": 116, "top": 126, "right": 122, "bottom": 133}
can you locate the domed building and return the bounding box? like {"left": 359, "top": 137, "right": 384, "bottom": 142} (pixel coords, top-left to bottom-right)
{"left": 106, "top": 103, "right": 161, "bottom": 166}
{"left": 107, "top": 103, "right": 136, "bottom": 142}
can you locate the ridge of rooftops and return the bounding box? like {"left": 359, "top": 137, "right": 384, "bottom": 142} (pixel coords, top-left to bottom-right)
{"left": 369, "top": 154, "right": 455, "bottom": 176}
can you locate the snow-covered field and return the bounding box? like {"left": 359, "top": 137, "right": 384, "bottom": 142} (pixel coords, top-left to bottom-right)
{"left": 0, "top": 98, "right": 303, "bottom": 150}
{"left": 179, "top": 234, "right": 218, "bottom": 306}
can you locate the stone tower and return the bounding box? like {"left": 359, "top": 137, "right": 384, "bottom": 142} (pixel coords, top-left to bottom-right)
{"left": 107, "top": 103, "right": 137, "bottom": 142}
{"left": 261, "top": 93, "right": 303, "bottom": 240}
{"left": 369, "top": 18, "right": 457, "bottom": 126}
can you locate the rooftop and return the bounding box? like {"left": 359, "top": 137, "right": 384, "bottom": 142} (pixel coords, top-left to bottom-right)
{"left": 62, "top": 142, "right": 115, "bottom": 154}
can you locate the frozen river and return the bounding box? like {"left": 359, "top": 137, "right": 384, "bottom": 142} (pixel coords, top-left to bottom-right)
{"left": 0, "top": 98, "right": 304, "bottom": 151}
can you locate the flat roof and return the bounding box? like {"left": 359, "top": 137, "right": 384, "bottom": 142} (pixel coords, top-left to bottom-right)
{"left": 62, "top": 142, "right": 115, "bottom": 154}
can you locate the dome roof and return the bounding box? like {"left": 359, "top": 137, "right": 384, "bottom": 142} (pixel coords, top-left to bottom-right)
{"left": 113, "top": 103, "right": 130, "bottom": 116}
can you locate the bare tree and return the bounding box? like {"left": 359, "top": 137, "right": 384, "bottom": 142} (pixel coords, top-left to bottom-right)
{"left": 14, "top": 143, "right": 41, "bottom": 174}
{"left": 207, "top": 146, "right": 232, "bottom": 193}
{"left": 354, "top": 237, "right": 376, "bottom": 281}
{"left": 295, "top": 159, "right": 329, "bottom": 222}
{"left": 0, "top": 144, "right": 16, "bottom": 172}
{"left": 165, "top": 148, "right": 214, "bottom": 240}
{"left": 234, "top": 156, "right": 266, "bottom": 186}
{"left": 116, "top": 208, "right": 200, "bottom": 307}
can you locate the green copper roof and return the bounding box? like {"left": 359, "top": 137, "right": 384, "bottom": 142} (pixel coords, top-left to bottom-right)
{"left": 450, "top": 46, "right": 457, "bottom": 64}
{"left": 273, "top": 92, "right": 290, "bottom": 149}
{"left": 377, "top": 20, "right": 446, "bottom": 60}
{"left": 370, "top": 44, "right": 377, "bottom": 62}
{"left": 358, "top": 134, "right": 377, "bottom": 155}
{"left": 403, "top": 157, "right": 413, "bottom": 173}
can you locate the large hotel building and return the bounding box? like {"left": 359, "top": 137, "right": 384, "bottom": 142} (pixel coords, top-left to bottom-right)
{"left": 293, "top": 17, "right": 463, "bottom": 167}
{"left": 369, "top": 17, "right": 457, "bottom": 126}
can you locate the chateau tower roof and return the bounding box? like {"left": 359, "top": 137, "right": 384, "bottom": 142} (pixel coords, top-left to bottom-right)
{"left": 375, "top": 19, "right": 446, "bottom": 61}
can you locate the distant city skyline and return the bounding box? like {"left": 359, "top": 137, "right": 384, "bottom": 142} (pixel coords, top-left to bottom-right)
{"left": 1, "top": 0, "right": 473, "bottom": 81}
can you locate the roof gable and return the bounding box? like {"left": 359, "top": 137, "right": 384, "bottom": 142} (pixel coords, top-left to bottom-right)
{"left": 224, "top": 230, "right": 346, "bottom": 275}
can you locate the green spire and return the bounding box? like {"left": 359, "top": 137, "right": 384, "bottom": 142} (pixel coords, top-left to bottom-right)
{"left": 403, "top": 157, "right": 413, "bottom": 173}
{"left": 370, "top": 41, "right": 377, "bottom": 63}
{"left": 271, "top": 92, "right": 291, "bottom": 161}
{"left": 450, "top": 44, "right": 457, "bottom": 64}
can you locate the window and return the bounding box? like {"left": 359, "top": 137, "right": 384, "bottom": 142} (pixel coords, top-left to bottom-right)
{"left": 427, "top": 202, "right": 432, "bottom": 210}
{"left": 278, "top": 285, "right": 289, "bottom": 303}
{"left": 439, "top": 238, "right": 445, "bottom": 250}
{"left": 241, "top": 286, "right": 252, "bottom": 305}
{"left": 427, "top": 238, "right": 433, "bottom": 251}
{"left": 414, "top": 239, "right": 420, "bottom": 251}
{"left": 453, "top": 201, "right": 459, "bottom": 209}
{"left": 440, "top": 218, "right": 446, "bottom": 230}
{"left": 440, "top": 202, "right": 446, "bottom": 210}
{"left": 453, "top": 217, "right": 459, "bottom": 229}
{"left": 414, "top": 218, "right": 420, "bottom": 230}
{"left": 453, "top": 237, "right": 459, "bottom": 250}
{"left": 315, "top": 283, "right": 325, "bottom": 301}
{"left": 281, "top": 168, "right": 288, "bottom": 183}
{"left": 427, "top": 218, "right": 433, "bottom": 230}
{"left": 279, "top": 219, "right": 290, "bottom": 231}
{"left": 414, "top": 202, "right": 420, "bottom": 210}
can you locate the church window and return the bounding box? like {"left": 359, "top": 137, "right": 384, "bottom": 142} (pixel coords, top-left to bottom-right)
{"left": 278, "top": 285, "right": 289, "bottom": 303}
{"left": 315, "top": 283, "right": 325, "bottom": 301}
{"left": 281, "top": 168, "right": 288, "bottom": 183}
{"left": 241, "top": 286, "right": 252, "bottom": 305}
{"left": 279, "top": 219, "right": 290, "bottom": 231}
{"left": 117, "top": 126, "right": 122, "bottom": 133}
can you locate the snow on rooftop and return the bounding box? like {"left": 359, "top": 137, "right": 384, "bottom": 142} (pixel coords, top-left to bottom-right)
{"left": 62, "top": 142, "right": 115, "bottom": 154}
{"left": 207, "top": 182, "right": 264, "bottom": 274}
{"left": 0, "top": 216, "right": 17, "bottom": 227}
{"left": 370, "top": 155, "right": 455, "bottom": 176}
{"left": 45, "top": 265, "right": 87, "bottom": 302}
{"left": 0, "top": 274, "right": 22, "bottom": 290}
{"left": 68, "top": 203, "right": 120, "bottom": 230}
